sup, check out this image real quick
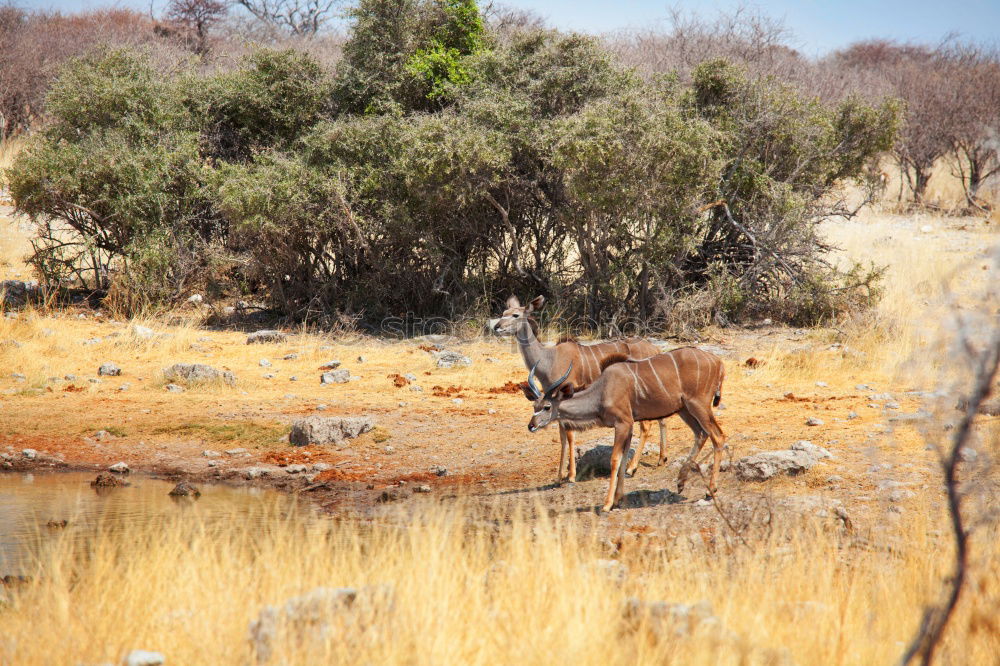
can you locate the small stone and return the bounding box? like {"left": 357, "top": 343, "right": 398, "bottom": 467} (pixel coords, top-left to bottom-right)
{"left": 88, "top": 378, "right": 101, "bottom": 384}
{"left": 132, "top": 325, "right": 155, "bottom": 339}
{"left": 187, "top": 294, "right": 203, "bottom": 304}
{"left": 22, "top": 449, "right": 37, "bottom": 460}
{"left": 430, "top": 465, "right": 448, "bottom": 477}
{"left": 162, "top": 363, "right": 235, "bottom": 386}
{"left": 262, "top": 373, "right": 275, "bottom": 379}
{"left": 260, "top": 359, "right": 272, "bottom": 368}
{"left": 806, "top": 417, "right": 824, "bottom": 426}
{"left": 207, "top": 460, "right": 219, "bottom": 467}
{"left": 118, "top": 383, "right": 131, "bottom": 391}
{"left": 433, "top": 350, "right": 472, "bottom": 369}
{"left": 815, "top": 381, "right": 828, "bottom": 387}
{"left": 847, "top": 411, "right": 859, "bottom": 420}
{"left": 693, "top": 498, "right": 712, "bottom": 507}
{"left": 885, "top": 401, "right": 900, "bottom": 410}
{"left": 920, "top": 224, "right": 933, "bottom": 233}
{"left": 488, "top": 408, "right": 497, "bottom": 415}
{"left": 320, "top": 369, "right": 350, "bottom": 384}
{"left": 826, "top": 475, "right": 843, "bottom": 484}
{"left": 169, "top": 482, "right": 201, "bottom": 497}
{"left": 315, "top": 404, "right": 328, "bottom": 411}
{"left": 855, "top": 384, "right": 872, "bottom": 391}
{"left": 246, "top": 330, "right": 286, "bottom": 345}
{"left": 289, "top": 416, "right": 375, "bottom": 446}
{"left": 312, "top": 462, "right": 332, "bottom": 472}
{"left": 452, "top": 398, "right": 463, "bottom": 405}
{"left": 285, "top": 464, "right": 309, "bottom": 474}
{"left": 12, "top": 372, "right": 26, "bottom": 381}
{"left": 289, "top": 376, "right": 298, "bottom": 381}
{"left": 357, "top": 355, "right": 366, "bottom": 363}
{"left": 889, "top": 489, "right": 916, "bottom": 502}
{"left": 124, "top": 650, "right": 165, "bottom": 666}
{"left": 64, "top": 374, "right": 77, "bottom": 381}
{"left": 243, "top": 467, "right": 270, "bottom": 479}
{"left": 98, "top": 362, "right": 121, "bottom": 377}
{"left": 414, "top": 484, "right": 432, "bottom": 493}
{"left": 94, "top": 430, "right": 114, "bottom": 441}
{"left": 959, "top": 447, "right": 978, "bottom": 462}
{"left": 165, "top": 384, "right": 185, "bottom": 393}
{"left": 403, "top": 373, "right": 417, "bottom": 382}
{"left": 409, "top": 385, "right": 424, "bottom": 392}
{"left": 397, "top": 401, "right": 408, "bottom": 407}
{"left": 225, "top": 448, "right": 249, "bottom": 457}
{"left": 202, "top": 450, "right": 221, "bottom": 457}
{"left": 384, "top": 445, "right": 394, "bottom": 454}
{"left": 790, "top": 440, "right": 832, "bottom": 459}
{"left": 283, "top": 353, "right": 299, "bottom": 360}
{"left": 319, "top": 360, "right": 341, "bottom": 370}
{"left": 735, "top": 450, "right": 815, "bottom": 481}
{"left": 108, "top": 462, "right": 129, "bottom": 474}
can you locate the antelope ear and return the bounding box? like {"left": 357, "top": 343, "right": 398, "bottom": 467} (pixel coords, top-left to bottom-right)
{"left": 506, "top": 295, "right": 521, "bottom": 309}
{"left": 559, "top": 383, "right": 574, "bottom": 399}
{"left": 528, "top": 295, "right": 545, "bottom": 312}
{"left": 518, "top": 382, "right": 537, "bottom": 401}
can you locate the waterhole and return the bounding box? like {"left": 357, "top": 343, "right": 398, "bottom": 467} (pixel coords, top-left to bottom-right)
{"left": 0, "top": 472, "right": 301, "bottom": 577}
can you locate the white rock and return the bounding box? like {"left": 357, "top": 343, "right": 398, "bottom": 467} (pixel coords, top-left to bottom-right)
{"left": 22, "top": 449, "right": 37, "bottom": 460}
{"left": 790, "top": 440, "right": 833, "bottom": 459}
{"left": 124, "top": 650, "right": 165, "bottom": 666}
{"left": 108, "top": 462, "right": 130, "bottom": 474}
{"left": 806, "top": 417, "right": 824, "bottom": 426}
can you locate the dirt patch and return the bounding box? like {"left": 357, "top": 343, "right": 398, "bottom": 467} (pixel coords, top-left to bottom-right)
{"left": 431, "top": 385, "right": 466, "bottom": 398}
{"left": 387, "top": 373, "right": 410, "bottom": 387}
{"left": 488, "top": 381, "right": 525, "bottom": 395}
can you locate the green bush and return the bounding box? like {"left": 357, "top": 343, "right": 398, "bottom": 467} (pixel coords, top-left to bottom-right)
{"left": 5, "top": 2, "right": 900, "bottom": 330}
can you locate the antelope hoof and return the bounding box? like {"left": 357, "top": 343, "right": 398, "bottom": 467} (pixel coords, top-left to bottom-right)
{"left": 703, "top": 493, "right": 713, "bottom": 502}
{"left": 657, "top": 457, "right": 667, "bottom": 467}
{"left": 677, "top": 482, "right": 685, "bottom": 495}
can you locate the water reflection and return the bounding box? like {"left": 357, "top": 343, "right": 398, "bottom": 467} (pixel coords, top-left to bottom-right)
{"left": 0, "top": 472, "right": 300, "bottom": 576}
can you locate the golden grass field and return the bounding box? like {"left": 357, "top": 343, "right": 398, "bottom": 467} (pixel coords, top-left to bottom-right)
{"left": 0, "top": 151, "right": 998, "bottom": 664}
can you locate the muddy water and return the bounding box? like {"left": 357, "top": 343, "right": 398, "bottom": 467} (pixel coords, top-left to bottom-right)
{"left": 0, "top": 472, "right": 298, "bottom": 576}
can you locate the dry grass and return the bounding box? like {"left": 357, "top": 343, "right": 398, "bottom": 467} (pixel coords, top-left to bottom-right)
{"left": 1, "top": 496, "right": 997, "bottom": 665}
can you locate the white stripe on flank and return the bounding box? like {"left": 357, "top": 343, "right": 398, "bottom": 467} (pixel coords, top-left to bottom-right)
{"left": 647, "top": 359, "right": 669, "bottom": 397}
{"left": 669, "top": 352, "right": 681, "bottom": 386}
{"left": 627, "top": 364, "right": 643, "bottom": 398}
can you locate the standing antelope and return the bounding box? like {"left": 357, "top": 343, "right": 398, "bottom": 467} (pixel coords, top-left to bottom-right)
{"left": 493, "top": 295, "right": 667, "bottom": 483}
{"left": 526, "top": 347, "right": 726, "bottom": 513}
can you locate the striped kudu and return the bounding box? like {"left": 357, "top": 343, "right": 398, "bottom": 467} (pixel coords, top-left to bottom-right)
{"left": 526, "top": 347, "right": 726, "bottom": 513}
{"left": 493, "top": 295, "right": 667, "bottom": 483}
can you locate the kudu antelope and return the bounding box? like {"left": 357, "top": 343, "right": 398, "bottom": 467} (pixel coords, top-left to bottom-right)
{"left": 526, "top": 347, "right": 726, "bottom": 513}
{"left": 493, "top": 295, "right": 667, "bottom": 482}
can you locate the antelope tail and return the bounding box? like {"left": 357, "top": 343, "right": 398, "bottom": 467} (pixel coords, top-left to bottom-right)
{"left": 713, "top": 363, "right": 726, "bottom": 406}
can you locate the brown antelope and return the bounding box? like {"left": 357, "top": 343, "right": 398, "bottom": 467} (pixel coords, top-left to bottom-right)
{"left": 526, "top": 347, "right": 726, "bottom": 513}
{"left": 493, "top": 295, "right": 667, "bottom": 483}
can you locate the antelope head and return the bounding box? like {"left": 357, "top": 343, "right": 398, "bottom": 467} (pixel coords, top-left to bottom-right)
{"left": 527, "top": 361, "right": 574, "bottom": 432}
{"left": 492, "top": 295, "right": 545, "bottom": 336}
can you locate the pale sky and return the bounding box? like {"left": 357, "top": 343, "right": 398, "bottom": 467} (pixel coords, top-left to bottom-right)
{"left": 19, "top": 0, "right": 1000, "bottom": 56}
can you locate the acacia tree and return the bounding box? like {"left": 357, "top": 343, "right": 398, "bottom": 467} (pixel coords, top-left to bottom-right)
{"left": 235, "top": 0, "right": 341, "bottom": 36}
{"left": 946, "top": 44, "right": 1000, "bottom": 209}
{"left": 164, "top": 0, "right": 229, "bottom": 54}
{"left": 833, "top": 41, "right": 957, "bottom": 205}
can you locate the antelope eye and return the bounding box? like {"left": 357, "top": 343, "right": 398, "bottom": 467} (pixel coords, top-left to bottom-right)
{"left": 512, "top": 313, "right": 520, "bottom": 318}
{"left": 544, "top": 405, "right": 551, "bottom": 411}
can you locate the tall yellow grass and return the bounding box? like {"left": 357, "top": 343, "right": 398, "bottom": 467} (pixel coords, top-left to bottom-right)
{"left": 1, "top": 497, "right": 997, "bottom": 665}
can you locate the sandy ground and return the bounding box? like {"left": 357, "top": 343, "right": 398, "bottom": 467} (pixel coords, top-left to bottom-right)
{"left": 1, "top": 203, "right": 996, "bottom": 542}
